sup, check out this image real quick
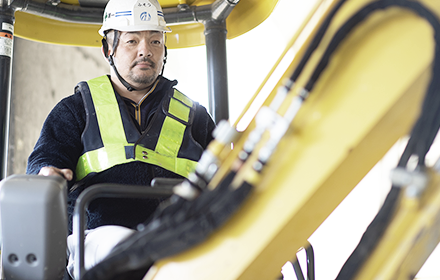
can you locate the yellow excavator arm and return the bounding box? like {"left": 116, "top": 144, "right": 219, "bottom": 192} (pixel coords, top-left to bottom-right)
{"left": 144, "top": 0, "right": 440, "bottom": 279}
{"left": 2, "top": 0, "right": 440, "bottom": 280}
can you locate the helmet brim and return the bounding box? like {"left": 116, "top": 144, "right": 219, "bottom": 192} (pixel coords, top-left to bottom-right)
{"left": 99, "top": 24, "right": 171, "bottom": 36}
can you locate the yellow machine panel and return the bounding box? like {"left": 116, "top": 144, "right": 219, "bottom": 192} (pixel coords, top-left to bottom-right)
{"left": 14, "top": 11, "right": 102, "bottom": 47}
{"left": 13, "top": 0, "right": 279, "bottom": 48}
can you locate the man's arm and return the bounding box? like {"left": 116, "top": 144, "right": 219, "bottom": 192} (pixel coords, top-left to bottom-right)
{"left": 191, "top": 104, "right": 216, "bottom": 149}
{"left": 27, "top": 92, "right": 86, "bottom": 186}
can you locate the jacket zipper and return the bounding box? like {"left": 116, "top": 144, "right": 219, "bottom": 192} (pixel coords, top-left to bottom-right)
{"left": 132, "top": 79, "right": 159, "bottom": 128}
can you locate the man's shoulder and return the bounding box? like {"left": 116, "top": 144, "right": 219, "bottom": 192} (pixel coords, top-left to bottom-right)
{"left": 157, "top": 76, "right": 178, "bottom": 94}
{"left": 51, "top": 86, "right": 86, "bottom": 115}
{"left": 159, "top": 76, "right": 213, "bottom": 120}
{"left": 75, "top": 75, "right": 112, "bottom": 93}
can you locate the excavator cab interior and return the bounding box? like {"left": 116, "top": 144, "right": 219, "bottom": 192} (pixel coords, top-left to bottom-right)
{"left": 1, "top": 0, "right": 440, "bottom": 279}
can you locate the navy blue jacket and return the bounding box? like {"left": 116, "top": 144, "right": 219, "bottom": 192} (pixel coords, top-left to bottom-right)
{"left": 26, "top": 76, "right": 216, "bottom": 233}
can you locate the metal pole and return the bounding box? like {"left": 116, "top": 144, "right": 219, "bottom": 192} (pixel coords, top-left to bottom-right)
{"left": 204, "top": 19, "right": 229, "bottom": 123}
{"left": 0, "top": 5, "right": 14, "bottom": 179}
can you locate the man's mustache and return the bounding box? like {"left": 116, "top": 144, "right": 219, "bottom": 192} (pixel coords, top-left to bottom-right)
{"left": 131, "top": 57, "right": 155, "bottom": 68}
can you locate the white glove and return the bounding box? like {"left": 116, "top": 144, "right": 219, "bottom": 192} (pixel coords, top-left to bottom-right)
{"left": 66, "top": 225, "right": 136, "bottom": 279}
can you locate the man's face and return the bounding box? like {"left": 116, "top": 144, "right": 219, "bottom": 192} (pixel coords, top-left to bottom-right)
{"left": 111, "top": 30, "right": 165, "bottom": 89}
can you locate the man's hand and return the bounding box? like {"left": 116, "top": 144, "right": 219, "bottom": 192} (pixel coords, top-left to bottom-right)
{"left": 38, "top": 166, "right": 73, "bottom": 181}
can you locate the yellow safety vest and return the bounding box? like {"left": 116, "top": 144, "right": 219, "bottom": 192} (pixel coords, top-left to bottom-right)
{"left": 75, "top": 75, "right": 202, "bottom": 181}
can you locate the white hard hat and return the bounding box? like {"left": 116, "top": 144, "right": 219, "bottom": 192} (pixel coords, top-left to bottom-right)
{"left": 98, "top": 0, "right": 171, "bottom": 36}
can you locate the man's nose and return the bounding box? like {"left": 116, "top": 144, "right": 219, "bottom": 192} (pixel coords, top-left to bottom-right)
{"left": 138, "top": 41, "right": 152, "bottom": 57}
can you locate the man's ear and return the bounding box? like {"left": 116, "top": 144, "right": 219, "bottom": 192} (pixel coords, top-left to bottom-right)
{"left": 101, "top": 46, "right": 107, "bottom": 60}
{"left": 101, "top": 38, "right": 111, "bottom": 59}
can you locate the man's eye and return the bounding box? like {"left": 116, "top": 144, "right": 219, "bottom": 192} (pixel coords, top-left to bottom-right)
{"left": 127, "top": 40, "right": 136, "bottom": 44}
{"left": 152, "top": 40, "right": 161, "bottom": 45}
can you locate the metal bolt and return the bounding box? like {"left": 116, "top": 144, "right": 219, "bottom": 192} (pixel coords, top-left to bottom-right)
{"left": 47, "top": 0, "right": 61, "bottom": 6}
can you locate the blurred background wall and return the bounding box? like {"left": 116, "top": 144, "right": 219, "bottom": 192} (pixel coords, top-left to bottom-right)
{"left": 8, "top": 38, "right": 107, "bottom": 174}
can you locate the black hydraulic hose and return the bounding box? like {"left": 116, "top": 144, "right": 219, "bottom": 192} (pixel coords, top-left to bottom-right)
{"left": 271, "top": 0, "right": 348, "bottom": 96}
{"left": 288, "top": 242, "right": 315, "bottom": 280}
{"left": 288, "top": 0, "right": 347, "bottom": 84}
{"left": 399, "top": 50, "right": 440, "bottom": 166}
{"left": 82, "top": 171, "right": 254, "bottom": 280}
{"left": 303, "top": 0, "right": 440, "bottom": 168}
{"left": 336, "top": 187, "right": 401, "bottom": 279}
{"left": 306, "top": 242, "right": 315, "bottom": 280}
{"left": 293, "top": 260, "right": 306, "bottom": 280}
{"left": 323, "top": 1, "right": 440, "bottom": 279}
{"left": 305, "top": 0, "right": 439, "bottom": 93}
{"left": 396, "top": 0, "right": 440, "bottom": 167}
{"left": 238, "top": 0, "right": 353, "bottom": 176}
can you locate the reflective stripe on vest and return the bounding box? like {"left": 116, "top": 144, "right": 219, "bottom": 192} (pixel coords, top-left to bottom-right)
{"left": 76, "top": 75, "right": 198, "bottom": 181}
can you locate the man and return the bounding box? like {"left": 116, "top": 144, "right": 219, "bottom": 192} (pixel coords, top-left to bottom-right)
{"left": 26, "top": 0, "right": 216, "bottom": 234}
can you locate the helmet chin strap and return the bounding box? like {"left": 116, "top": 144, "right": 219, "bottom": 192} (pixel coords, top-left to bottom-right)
{"left": 102, "top": 30, "right": 136, "bottom": 91}
{"left": 108, "top": 54, "right": 137, "bottom": 92}
{"left": 161, "top": 46, "right": 167, "bottom": 76}
{"left": 102, "top": 30, "right": 167, "bottom": 92}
